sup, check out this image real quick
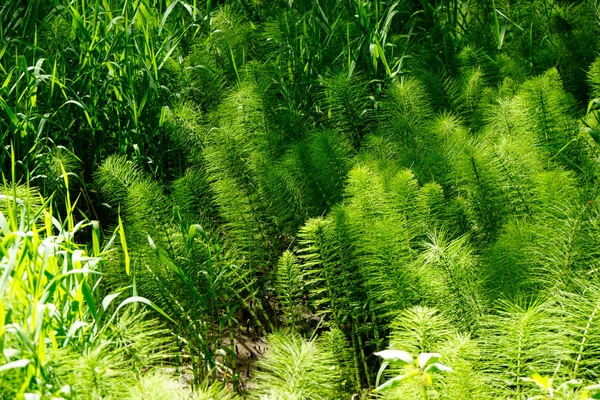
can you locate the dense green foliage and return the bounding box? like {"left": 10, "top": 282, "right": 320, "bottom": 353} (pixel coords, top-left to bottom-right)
{"left": 5, "top": 0, "right": 600, "bottom": 398}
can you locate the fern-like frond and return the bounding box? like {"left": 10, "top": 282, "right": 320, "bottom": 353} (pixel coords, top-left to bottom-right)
{"left": 388, "top": 306, "right": 455, "bottom": 355}
{"left": 253, "top": 331, "right": 345, "bottom": 399}
{"left": 589, "top": 57, "right": 600, "bottom": 100}
{"left": 480, "top": 298, "right": 568, "bottom": 399}
{"left": 482, "top": 218, "right": 536, "bottom": 301}
{"left": 126, "top": 371, "right": 189, "bottom": 400}
{"left": 257, "top": 129, "right": 352, "bottom": 234}
{"left": 414, "top": 182, "right": 446, "bottom": 236}
{"left": 521, "top": 69, "right": 588, "bottom": 173}
{"left": 527, "top": 193, "right": 600, "bottom": 291}
{"left": 297, "top": 216, "right": 362, "bottom": 326}
{"left": 419, "top": 230, "right": 484, "bottom": 330}
{"left": 194, "top": 379, "right": 240, "bottom": 400}
{"left": 439, "top": 116, "right": 511, "bottom": 239}
{"left": 274, "top": 251, "right": 303, "bottom": 329}
{"left": 376, "top": 77, "right": 444, "bottom": 180}
{"left": 321, "top": 72, "right": 373, "bottom": 147}
{"left": 454, "top": 67, "right": 489, "bottom": 128}
{"left": 318, "top": 327, "right": 360, "bottom": 394}
{"left": 343, "top": 165, "right": 420, "bottom": 322}
{"left": 94, "top": 154, "right": 172, "bottom": 275}
{"left": 171, "top": 167, "right": 221, "bottom": 231}
{"left": 57, "top": 340, "right": 136, "bottom": 399}
{"left": 203, "top": 80, "right": 273, "bottom": 268}
{"left": 163, "top": 102, "right": 207, "bottom": 164}
{"left": 208, "top": 4, "right": 255, "bottom": 84}
{"left": 184, "top": 43, "right": 227, "bottom": 111}
{"left": 383, "top": 308, "right": 488, "bottom": 400}
{"left": 438, "top": 334, "right": 489, "bottom": 400}
{"left": 104, "top": 308, "right": 175, "bottom": 373}
{"left": 556, "top": 277, "right": 600, "bottom": 381}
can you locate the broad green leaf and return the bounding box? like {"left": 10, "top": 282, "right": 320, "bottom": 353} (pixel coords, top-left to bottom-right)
{"left": 0, "top": 301, "right": 4, "bottom": 335}
{"left": 418, "top": 353, "right": 441, "bottom": 368}
{"left": 64, "top": 321, "right": 88, "bottom": 347}
{"left": 375, "top": 361, "right": 389, "bottom": 388}
{"left": 102, "top": 292, "right": 123, "bottom": 311}
{"left": 374, "top": 349, "right": 413, "bottom": 365}
{"left": 109, "top": 296, "right": 175, "bottom": 326}
{"left": 0, "top": 359, "right": 31, "bottom": 373}
{"left": 423, "top": 363, "right": 453, "bottom": 374}
{"left": 91, "top": 221, "right": 101, "bottom": 257}
{"left": 0, "top": 96, "right": 19, "bottom": 126}
{"left": 118, "top": 212, "right": 130, "bottom": 275}
{"left": 532, "top": 373, "right": 550, "bottom": 390}
{"left": 373, "top": 373, "right": 411, "bottom": 392}
{"left": 81, "top": 280, "right": 98, "bottom": 322}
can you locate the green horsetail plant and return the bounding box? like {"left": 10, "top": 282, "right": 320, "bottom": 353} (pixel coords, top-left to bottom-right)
{"left": 295, "top": 163, "right": 461, "bottom": 386}
{"left": 253, "top": 128, "right": 353, "bottom": 237}
{"left": 252, "top": 331, "right": 346, "bottom": 399}
{"left": 94, "top": 154, "right": 173, "bottom": 292}
{"left": 442, "top": 111, "right": 532, "bottom": 240}
{"left": 418, "top": 230, "right": 484, "bottom": 331}
{"left": 581, "top": 99, "right": 600, "bottom": 173}
{"left": 284, "top": 130, "right": 353, "bottom": 216}
{"left": 208, "top": 4, "right": 254, "bottom": 85}
{"left": 125, "top": 371, "right": 189, "bottom": 400}
{"left": 589, "top": 57, "right": 600, "bottom": 101}
{"left": 414, "top": 182, "right": 446, "bottom": 237}
{"left": 171, "top": 167, "right": 222, "bottom": 233}
{"left": 318, "top": 327, "right": 361, "bottom": 395}
{"left": 520, "top": 69, "right": 592, "bottom": 175}
{"left": 482, "top": 218, "right": 536, "bottom": 300}
{"left": 388, "top": 306, "right": 455, "bottom": 356}
{"left": 454, "top": 67, "right": 488, "bottom": 126}
{"left": 526, "top": 189, "right": 600, "bottom": 292}
{"left": 555, "top": 277, "right": 600, "bottom": 382}
{"left": 96, "top": 154, "right": 272, "bottom": 387}
{"left": 342, "top": 164, "right": 420, "bottom": 324}
{"left": 437, "top": 334, "right": 489, "bottom": 400}
{"left": 297, "top": 216, "right": 359, "bottom": 328}
{"left": 31, "top": 145, "right": 83, "bottom": 199}
{"left": 321, "top": 72, "right": 374, "bottom": 148}
{"left": 481, "top": 298, "right": 568, "bottom": 399}
{"left": 202, "top": 81, "right": 277, "bottom": 278}
{"left": 297, "top": 214, "right": 375, "bottom": 385}
{"left": 385, "top": 307, "right": 488, "bottom": 399}
{"left": 488, "top": 132, "right": 544, "bottom": 219}
{"left": 376, "top": 77, "right": 442, "bottom": 181}
{"left": 184, "top": 41, "right": 227, "bottom": 112}
{"left": 274, "top": 251, "right": 303, "bottom": 330}
{"left": 55, "top": 308, "right": 177, "bottom": 399}
{"left": 193, "top": 378, "right": 241, "bottom": 400}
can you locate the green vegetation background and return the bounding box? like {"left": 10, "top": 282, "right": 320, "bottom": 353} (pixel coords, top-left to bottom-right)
{"left": 4, "top": 0, "right": 600, "bottom": 398}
